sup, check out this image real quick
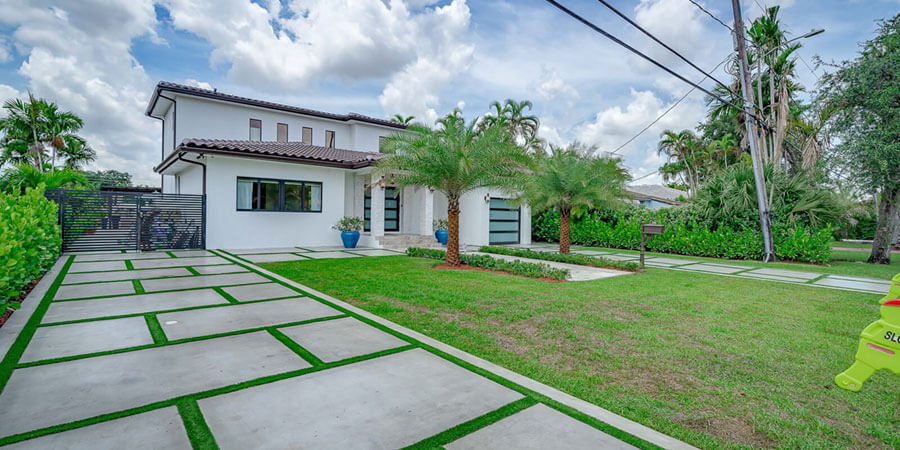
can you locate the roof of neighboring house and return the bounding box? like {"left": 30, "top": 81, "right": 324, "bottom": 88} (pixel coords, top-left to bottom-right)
{"left": 626, "top": 184, "right": 687, "bottom": 205}
{"left": 145, "top": 81, "right": 407, "bottom": 130}
{"left": 154, "top": 138, "right": 385, "bottom": 173}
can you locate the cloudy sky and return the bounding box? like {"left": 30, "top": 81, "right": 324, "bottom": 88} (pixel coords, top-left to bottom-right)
{"left": 0, "top": 0, "right": 895, "bottom": 186}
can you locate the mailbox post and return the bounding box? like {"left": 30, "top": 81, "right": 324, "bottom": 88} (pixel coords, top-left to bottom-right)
{"left": 640, "top": 220, "right": 665, "bottom": 269}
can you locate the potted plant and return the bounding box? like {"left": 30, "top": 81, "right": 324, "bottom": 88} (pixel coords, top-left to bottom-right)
{"left": 433, "top": 218, "right": 449, "bottom": 246}
{"left": 333, "top": 216, "right": 364, "bottom": 249}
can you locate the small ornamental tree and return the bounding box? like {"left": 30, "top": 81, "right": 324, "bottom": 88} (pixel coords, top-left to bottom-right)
{"left": 379, "top": 110, "right": 531, "bottom": 266}
{"left": 522, "top": 143, "right": 630, "bottom": 254}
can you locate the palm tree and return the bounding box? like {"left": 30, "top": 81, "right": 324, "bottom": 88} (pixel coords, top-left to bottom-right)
{"left": 391, "top": 114, "right": 415, "bottom": 125}
{"left": 481, "top": 99, "right": 542, "bottom": 151}
{"left": 60, "top": 136, "right": 96, "bottom": 170}
{"left": 40, "top": 102, "right": 84, "bottom": 171}
{"left": 0, "top": 94, "right": 91, "bottom": 172}
{"left": 522, "top": 144, "right": 630, "bottom": 253}
{"left": 379, "top": 110, "right": 531, "bottom": 265}
{"left": 657, "top": 129, "right": 700, "bottom": 194}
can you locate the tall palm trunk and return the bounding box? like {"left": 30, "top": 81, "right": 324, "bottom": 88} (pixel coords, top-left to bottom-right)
{"left": 870, "top": 186, "right": 899, "bottom": 264}
{"left": 755, "top": 54, "right": 769, "bottom": 163}
{"left": 559, "top": 208, "right": 571, "bottom": 254}
{"left": 446, "top": 196, "right": 461, "bottom": 266}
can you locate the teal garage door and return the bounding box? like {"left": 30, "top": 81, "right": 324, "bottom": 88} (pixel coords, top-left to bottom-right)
{"left": 489, "top": 198, "right": 520, "bottom": 244}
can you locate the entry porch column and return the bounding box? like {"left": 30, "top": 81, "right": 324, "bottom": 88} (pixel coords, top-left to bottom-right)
{"left": 420, "top": 187, "right": 434, "bottom": 236}
{"left": 370, "top": 179, "right": 385, "bottom": 238}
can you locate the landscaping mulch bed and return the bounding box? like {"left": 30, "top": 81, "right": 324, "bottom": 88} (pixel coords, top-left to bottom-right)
{"left": 0, "top": 276, "right": 42, "bottom": 329}
{"left": 432, "top": 264, "right": 565, "bottom": 283}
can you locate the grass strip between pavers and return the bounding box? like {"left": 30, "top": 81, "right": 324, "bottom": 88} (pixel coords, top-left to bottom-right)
{"left": 124, "top": 260, "right": 134, "bottom": 271}
{"left": 132, "top": 279, "right": 145, "bottom": 295}
{"left": 185, "top": 266, "right": 201, "bottom": 276}
{"left": 144, "top": 315, "right": 168, "bottom": 344}
{"left": 214, "top": 249, "right": 661, "bottom": 449}
{"left": 0, "top": 250, "right": 660, "bottom": 449}
{"left": 402, "top": 397, "right": 537, "bottom": 448}
{"left": 212, "top": 286, "right": 239, "bottom": 304}
{"left": 176, "top": 398, "right": 218, "bottom": 450}
{"left": 50, "top": 281, "right": 268, "bottom": 303}
{"left": 267, "top": 327, "right": 325, "bottom": 366}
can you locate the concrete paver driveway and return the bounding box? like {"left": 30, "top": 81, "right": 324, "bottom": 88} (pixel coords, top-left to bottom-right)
{"left": 0, "top": 249, "right": 687, "bottom": 449}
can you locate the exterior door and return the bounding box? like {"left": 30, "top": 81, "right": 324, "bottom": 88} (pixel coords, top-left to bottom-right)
{"left": 364, "top": 187, "right": 400, "bottom": 232}
{"left": 489, "top": 198, "right": 520, "bottom": 244}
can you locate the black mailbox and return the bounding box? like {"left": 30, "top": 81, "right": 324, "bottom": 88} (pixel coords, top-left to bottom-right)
{"left": 641, "top": 223, "right": 665, "bottom": 235}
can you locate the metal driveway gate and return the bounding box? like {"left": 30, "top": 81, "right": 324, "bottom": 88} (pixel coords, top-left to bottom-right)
{"left": 45, "top": 189, "right": 206, "bottom": 252}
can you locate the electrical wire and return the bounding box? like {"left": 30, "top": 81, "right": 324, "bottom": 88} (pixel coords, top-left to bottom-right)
{"left": 685, "top": 0, "right": 733, "bottom": 32}
{"left": 542, "top": 0, "right": 769, "bottom": 127}
{"left": 595, "top": 0, "right": 732, "bottom": 93}
{"left": 611, "top": 54, "right": 732, "bottom": 154}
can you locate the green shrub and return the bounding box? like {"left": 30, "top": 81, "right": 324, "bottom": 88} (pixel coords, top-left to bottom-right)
{"left": 0, "top": 186, "right": 61, "bottom": 312}
{"left": 532, "top": 208, "right": 832, "bottom": 264}
{"left": 478, "top": 246, "right": 640, "bottom": 271}
{"left": 406, "top": 247, "right": 569, "bottom": 280}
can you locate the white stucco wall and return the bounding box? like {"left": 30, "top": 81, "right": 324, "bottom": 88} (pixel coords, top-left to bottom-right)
{"left": 177, "top": 163, "right": 203, "bottom": 195}
{"left": 201, "top": 155, "right": 351, "bottom": 249}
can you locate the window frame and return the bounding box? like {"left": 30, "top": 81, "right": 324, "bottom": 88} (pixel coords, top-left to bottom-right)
{"left": 325, "top": 130, "right": 335, "bottom": 148}
{"left": 276, "top": 123, "right": 288, "bottom": 143}
{"left": 235, "top": 177, "right": 323, "bottom": 213}
{"left": 249, "top": 119, "right": 262, "bottom": 141}
{"left": 302, "top": 127, "right": 312, "bottom": 145}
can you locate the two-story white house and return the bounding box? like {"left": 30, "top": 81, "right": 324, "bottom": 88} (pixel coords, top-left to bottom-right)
{"left": 146, "top": 81, "right": 530, "bottom": 249}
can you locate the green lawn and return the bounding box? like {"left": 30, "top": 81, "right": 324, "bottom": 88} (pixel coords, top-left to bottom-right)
{"left": 262, "top": 256, "right": 898, "bottom": 449}
{"left": 569, "top": 244, "right": 900, "bottom": 280}
{"left": 831, "top": 240, "right": 874, "bottom": 250}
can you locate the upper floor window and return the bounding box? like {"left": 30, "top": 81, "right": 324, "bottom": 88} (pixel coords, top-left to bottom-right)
{"left": 277, "top": 123, "right": 288, "bottom": 143}
{"left": 249, "top": 119, "right": 261, "bottom": 141}
{"left": 302, "top": 127, "right": 312, "bottom": 145}
{"left": 236, "top": 177, "right": 322, "bottom": 213}
{"left": 325, "top": 130, "right": 335, "bottom": 148}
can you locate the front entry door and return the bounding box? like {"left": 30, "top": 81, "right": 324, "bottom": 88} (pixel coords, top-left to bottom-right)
{"left": 364, "top": 187, "right": 400, "bottom": 232}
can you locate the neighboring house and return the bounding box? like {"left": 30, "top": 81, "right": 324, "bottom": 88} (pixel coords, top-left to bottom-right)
{"left": 145, "top": 81, "right": 530, "bottom": 249}
{"left": 625, "top": 184, "right": 686, "bottom": 209}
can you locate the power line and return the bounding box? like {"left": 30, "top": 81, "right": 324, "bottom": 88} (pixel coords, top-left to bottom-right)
{"left": 612, "top": 54, "right": 732, "bottom": 154}
{"left": 630, "top": 170, "right": 659, "bottom": 182}
{"left": 685, "top": 0, "right": 732, "bottom": 32}
{"left": 595, "top": 0, "right": 732, "bottom": 93}
{"left": 542, "top": 0, "right": 769, "bottom": 128}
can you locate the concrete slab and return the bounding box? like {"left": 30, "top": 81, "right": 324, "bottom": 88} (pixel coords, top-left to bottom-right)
{"left": 571, "top": 250, "right": 612, "bottom": 256}
{"left": 604, "top": 254, "right": 640, "bottom": 261}
{"left": 191, "top": 264, "right": 248, "bottom": 275}
{"left": 54, "top": 281, "right": 135, "bottom": 300}
{"left": 643, "top": 260, "right": 678, "bottom": 268}
{"left": 157, "top": 298, "right": 339, "bottom": 340}
{"left": 279, "top": 317, "right": 408, "bottom": 362}
{"left": 644, "top": 257, "right": 698, "bottom": 266}
{"left": 44, "top": 289, "right": 228, "bottom": 323}
{"left": 0, "top": 332, "right": 308, "bottom": 438}
{"left": 242, "top": 253, "right": 307, "bottom": 263}
{"left": 470, "top": 252, "right": 631, "bottom": 282}
{"left": 20, "top": 317, "right": 154, "bottom": 363}
{"left": 222, "top": 283, "right": 300, "bottom": 301}
{"left": 813, "top": 277, "right": 890, "bottom": 293}
{"left": 2, "top": 406, "right": 191, "bottom": 450}
{"left": 73, "top": 253, "right": 169, "bottom": 262}
{"left": 739, "top": 273, "right": 815, "bottom": 283}
{"left": 170, "top": 250, "right": 213, "bottom": 258}
{"left": 131, "top": 256, "right": 229, "bottom": 269}
{"left": 678, "top": 263, "right": 745, "bottom": 274}
{"left": 68, "top": 261, "right": 128, "bottom": 273}
{"left": 141, "top": 272, "right": 268, "bottom": 292}
{"left": 346, "top": 249, "right": 402, "bottom": 257}
{"left": 63, "top": 268, "right": 192, "bottom": 284}
{"left": 446, "top": 404, "right": 635, "bottom": 450}
{"left": 743, "top": 267, "right": 820, "bottom": 280}
{"left": 302, "top": 251, "right": 362, "bottom": 259}
{"left": 818, "top": 274, "right": 891, "bottom": 285}
{"left": 198, "top": 348, "right": 522, "bottom": 449}
{"left": 226, "top": 247, "right": 304, "bottom": 255}
{"left": 302, "top": 246, "right": 361, "bottom": 252}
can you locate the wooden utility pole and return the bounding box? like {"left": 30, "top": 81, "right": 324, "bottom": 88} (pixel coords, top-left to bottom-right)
{"left": 731, "top": 0, "right": 775, "bottom": 262}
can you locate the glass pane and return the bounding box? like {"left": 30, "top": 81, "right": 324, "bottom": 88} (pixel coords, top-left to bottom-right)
{"left": 490, "top": 210, "right": 519, "bottom": 221}
{"left": 490, "top": 198, "right": 512, "bottom": 209}
{"left": 305, "top": 183, "right": 322, "bottom": 211}
{"left": 302, "top": 127, "right": 312, "bottom": 144}
{"left": 277, "top": 123, "right": 288, "bottom": 142}
{"left": 490, "top": 221, "right": 518, "bottom": 232}
{"left": 385, "top": 199, "right": 398, "bottom": 209}
{"left": 385, "top": 187, "right": 397, "bottom": 197}
{"left": 237, "top": 179, "right": 254, "bottom": 209}
{"left": 284, "top": 182, "right": 303, "bottom": 211}
{"left": 385, "top": 220, "right": 398, "bottom": 230}
{"left": 490, "top": 232, "right": 518, "bottom": 243}
{"left": 259, "top": 180, "right": 279, "bottom": 210}
{"left": 385, "top": 210, "right": 397, "bottom": 219}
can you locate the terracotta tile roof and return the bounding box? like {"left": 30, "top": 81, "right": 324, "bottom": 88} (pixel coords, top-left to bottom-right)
{"left": 147, "top": 81, "right": 406, "bottom": 130}
{"left": 172, "top": 138, "right": 384, "bottom": 169}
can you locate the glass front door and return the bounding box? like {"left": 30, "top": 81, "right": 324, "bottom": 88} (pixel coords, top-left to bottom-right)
{"left": 364, "top": 187, "right": 400, "bottom": 232}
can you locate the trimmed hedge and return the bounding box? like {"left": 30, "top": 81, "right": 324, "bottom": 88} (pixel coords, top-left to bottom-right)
{"left": 532, "top": 209, "right": 832, "bottom": 264}
{"left": 406, "top": 247, "right": 569, "bottom": 280}
{"left": 478, "top": 246, "right": 640, "bottom": 271}
{"left": 1, "top": 187, "right": 61, "bottom": 311}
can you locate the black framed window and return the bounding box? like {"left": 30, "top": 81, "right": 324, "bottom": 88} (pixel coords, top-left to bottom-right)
{"left": 325, "top": 130, "right": 335, "bottom": 148}
{"left": 249, "top": 119, "right": 262, "bottom": 141}
{"left": 364, "top": 187, "right": 399, "bottom": 231}
{"left": 489, "top": 198, "right": 520, "bottom": 244}
{"left": 236, "top": 177, "right": 322, "bottom": 212}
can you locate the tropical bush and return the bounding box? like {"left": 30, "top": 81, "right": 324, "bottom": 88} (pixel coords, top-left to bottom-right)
{"left": 478, "top": 246, "right": 639, "bottom": 271}
{"left": 406, "top": 247, "right": 569, "bottom": 280}
{"left": 0, "top": 186, "right": 61, "bottom": 312}
{"left": 432, "top": 218, "right": 449, "bottom": 232}
{"left": 332, "top": 216, "right": 364, "bottom": 232}
{"left": 532, "top": 208, "right": 832, "bottom": 264}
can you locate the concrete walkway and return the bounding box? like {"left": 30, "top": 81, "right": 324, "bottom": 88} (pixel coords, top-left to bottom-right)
{"left": 468, "top": 252, "right": 633, "bottom": 281}
{"left": 506, "top": 244, "right": 892, "bottom": 295}
{"left": 0, "top": 249, "right": 692, "bottom": 449}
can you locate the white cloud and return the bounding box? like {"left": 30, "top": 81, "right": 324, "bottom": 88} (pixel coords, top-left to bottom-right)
{"left": 0, "top": 84, "right": 24, "bottom": 115}
{"left": 0, "top": 0, "right": 160, "bottom": 184}
{"left": 533, "top": 66, "right": 579, "bottom": 107}
{"left": 184, "top": 79, "right": 213, "bottom": 91}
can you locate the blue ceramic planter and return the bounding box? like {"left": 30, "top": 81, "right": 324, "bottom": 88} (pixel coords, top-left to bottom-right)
{"left": 435, "top": 229, "right": 448, "bottom": 246}
{"left": 341, "top": 230, "right": 361, "bottom": 249}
